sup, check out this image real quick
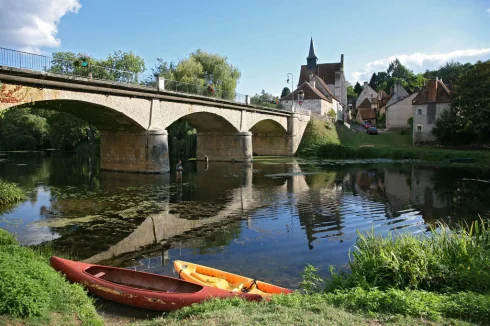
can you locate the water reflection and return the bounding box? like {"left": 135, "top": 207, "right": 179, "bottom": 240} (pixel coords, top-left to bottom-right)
{"left": 1, "top": 152, "right": 490, "bottom": 288}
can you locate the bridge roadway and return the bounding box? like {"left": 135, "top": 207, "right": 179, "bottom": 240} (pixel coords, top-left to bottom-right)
{"left": 0, "top": 66, "right": 310, "bottom": 173}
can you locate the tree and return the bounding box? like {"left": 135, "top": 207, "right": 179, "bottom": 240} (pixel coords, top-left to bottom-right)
{"left": 149, "top": 50, "right": 241, "bottom": 100}
{"left": 369, "top": 73, "right": 378, "bottom": 90}
{"left": 451, "top": 60, "right": 490, "bottom": 142}
{"left": 346, "top": 81, "right": 357, "bottom": 99}
{"left": 281, "top": 87, "right": 291, "bottom": 98}
{"left": 354, "top": 82, "right": 363, "bottom": 95}
{"left": 424, "top": 61, "right": 473, "bottom": 85}
{"left": 98, "top": 50, "right": 145, "bottom": 83}
{"left": 0, "top": 108, "right": 49, "bottom": 150}
{"left": 251, "top": 90, "right": 278, "bottom": 108}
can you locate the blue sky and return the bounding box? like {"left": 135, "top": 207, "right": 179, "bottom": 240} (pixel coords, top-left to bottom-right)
{"left": 1, "top": 0, "right": 490, "bottom": 96}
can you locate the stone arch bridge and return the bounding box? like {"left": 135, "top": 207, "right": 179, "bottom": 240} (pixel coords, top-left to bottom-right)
{"left": 0, "top": 67, "right": 310, "bottom": 173}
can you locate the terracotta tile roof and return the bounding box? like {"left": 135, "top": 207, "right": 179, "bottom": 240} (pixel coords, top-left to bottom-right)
{"left": 280, "top": 82, "right": 332, "bottom": 103}
{"left": 357, "top": 98, "right": 372, "bottom": 109}
{"left": 298, "top": 62, "right": 342, "bottom": 86}
{"left": 371, "top": 97, "right": 379, "bottom": 104}
{"left": 358, "top": 108, "right": 377, "bottom": 120}
{"left": 379, "top": 90, "right": 391, "bottom": 99}
{"left": 412, "top": 79, "right": 451, "bottom": 105}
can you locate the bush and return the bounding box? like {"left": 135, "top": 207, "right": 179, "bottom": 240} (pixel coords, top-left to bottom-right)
{"left": 0, "top": 181, "right": 26, "bottom": 206}
{"left": 321, "top": 221, "right": 490, "bottom": 294}
{"left": 432, "top": 110, "right": 474, "bottom": 145}
{"left": 0, "top": 229, "right": 102, "bottom": 324}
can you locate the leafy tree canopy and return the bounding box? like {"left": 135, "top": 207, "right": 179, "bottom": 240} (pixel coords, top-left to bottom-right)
{"left": 281, "top": 87, "right": 291, "bottom": 98}
{"left": 251, "top": 90, "right": 279, "bottom": 108}
{"left": 346, "top": 81, "right": 357, "bottom": 99}
{"left": 424, "top": 61, "right": 473, "bottom": 85}
{"left": 148, "top": 50, "right": 241, "bottom": 100}
{"left": 354, "top": 82, "right": 363, "bottom": 95}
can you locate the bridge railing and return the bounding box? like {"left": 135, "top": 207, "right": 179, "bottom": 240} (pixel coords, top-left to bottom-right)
{"left": 0, "top": 47, "right": 138, "bottom": 83}
{"left": 0, "top": 47, "right": 310, "bottom": 114}
{"left": 162, "top": 79, "right": 248, "bottom": 104}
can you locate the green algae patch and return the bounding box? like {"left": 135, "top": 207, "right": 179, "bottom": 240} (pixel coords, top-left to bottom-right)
{"left": 0, "top": 229, "right": 103, "bottom": 325}
{"left": 35, "top": 215, "right": 102, "bottom": 228}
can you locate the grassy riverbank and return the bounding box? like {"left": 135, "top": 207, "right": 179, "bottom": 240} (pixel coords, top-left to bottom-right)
{"left": 0, "top": 180, "right": 25, "bottom": 205}
{"left": 296, "top": 120, "right": 490, "bottom": 165}
{"left": 133, "top": 222, "right": 490, "bottom": 326}
{"left": 0, "top": 229, "right": 103, "bottom": 325}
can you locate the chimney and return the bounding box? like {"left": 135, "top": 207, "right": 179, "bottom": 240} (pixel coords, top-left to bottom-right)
{"left": 428, "top": 78, "right": 438, "bottom": 102}
{"left": 394, "top": 80, "right": 402, "bottom": 98}
{"left": 341, "top": 54, "right": 344, "bottom": 71}
{"left": 390, "top": 86, "right": 393, "bottom": 95}
{"left": 363, "top": 82, "right": 368, "bottom": 93}
{"left": 310, "top": 80, "right": 316, "bottom": 88}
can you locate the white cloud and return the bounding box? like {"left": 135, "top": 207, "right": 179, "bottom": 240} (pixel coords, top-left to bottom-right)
{"left": 350, "top": 48, "right": 490, "bottom": 83}
{"left": 487, "top": 8, "right": 490, "bottom": 13}
{"left": 0, "top": 0, "right": 81, "bottom": 53}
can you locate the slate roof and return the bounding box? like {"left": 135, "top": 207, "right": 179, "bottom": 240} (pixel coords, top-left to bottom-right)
{"left": 412, "top": 79, "right": 451, "bottom": 105}
{"left": 307, "top": 37, "right": 318, "bottom": 60}
{"left": 358, "top": 108, "right": 377, "bottom": 120}
{"left": 357, "top": 98, "right": 372, "bottom": 109}
{"left": 298, "top": 62, "right": 342, "bottom": 86}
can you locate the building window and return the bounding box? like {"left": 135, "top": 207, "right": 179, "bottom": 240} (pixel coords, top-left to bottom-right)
{"left": 416, "top": 125, "right": 423, "bottom": 132}
{"left": 417, "top": 108, "right": 423, "bottom": 115}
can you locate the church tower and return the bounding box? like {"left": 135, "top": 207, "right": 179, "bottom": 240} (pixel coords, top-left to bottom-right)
{"left": 306, "top": 37, "right": 318, "bottom": 71}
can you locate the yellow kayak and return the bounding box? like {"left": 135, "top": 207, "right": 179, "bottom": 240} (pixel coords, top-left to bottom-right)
{"left": 174, "top": 260, "right": 293, "bottom": 299}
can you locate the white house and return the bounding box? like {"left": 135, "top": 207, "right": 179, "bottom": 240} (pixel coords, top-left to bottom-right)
{"left": 412, "top": 78, "right": 451, "bottom": 144}
{"left": 356, "top": 82, "right": 378, "bottom": 109}
{"left": 385, "top": 81, "right": 417, "bottom": 131}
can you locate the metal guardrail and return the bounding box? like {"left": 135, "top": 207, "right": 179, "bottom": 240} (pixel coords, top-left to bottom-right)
{"left": 0, "top": 46, "right": 310, "bottom": 114}
{"left": 0, "top": 47, "right": 138, "bottom": 83}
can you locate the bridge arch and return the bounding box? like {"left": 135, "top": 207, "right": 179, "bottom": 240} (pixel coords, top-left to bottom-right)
{"left": 7, "top": 99, "right": 146, "bottom": 132}
{"left": 166, "top": 111, "right": 239, "bottom": 133}
{"left": 249, "top": 119, "right": 289, "bottom": 156}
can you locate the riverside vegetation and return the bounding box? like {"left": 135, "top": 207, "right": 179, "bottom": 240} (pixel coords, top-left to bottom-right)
{"left": 0, "top": 229, "right": 103, "bottom": 325}
{"left": 1, "top": 222, "right": 489, "bottom": 325}
{"left": 0, "top": 180, "right": 25, "bottom": 206}
{"left": 296, "top": 118, "right": 490, "bottom": 165}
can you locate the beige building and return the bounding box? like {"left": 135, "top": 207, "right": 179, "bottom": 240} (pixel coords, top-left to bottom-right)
{"left": 412, "top": 78, "right": 451, "bottom": 144}
{"left": 356, "top": 82, "right": 378, "bottom": 109}
{"left": 280, "top": 80, "right": 342, "bottom": 118}
{"left": 356, "top": 98, "right": 377, "bottom": 125}
{"left": 385, "top": 82, "right": 418, "bottom": 131}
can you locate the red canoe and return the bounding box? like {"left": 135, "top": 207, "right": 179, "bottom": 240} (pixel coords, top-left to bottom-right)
{"left": 50, "top": 256, "right": 262, "bottom": 311}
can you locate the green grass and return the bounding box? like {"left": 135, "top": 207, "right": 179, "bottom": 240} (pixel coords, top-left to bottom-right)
{"left": 298, "top": 221, "right": 490, "bottom": 324}
{"left": 337, "top": 124, "right": 412, "bottom": 148}
{"left": 309, "top": 124, "right": 490, "bottom": 164}
{"left": 132, "top": 295, "right": 469, "bottom": 326}
{"left": 0, "top": 180, "right": 26, "bottom": 206}
{"left": 296, "top": 119, "right": 340, "bottom": 157}
{"left": 0, "top": 229, "right": 103, "bottom": 325}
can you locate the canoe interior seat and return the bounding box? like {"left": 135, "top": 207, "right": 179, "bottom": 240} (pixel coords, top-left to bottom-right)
{"left": 94, "top": 272, "right": 106, "bottom": 278}
{"left": 190, "top": 272, "right": 220, "bottom": 283}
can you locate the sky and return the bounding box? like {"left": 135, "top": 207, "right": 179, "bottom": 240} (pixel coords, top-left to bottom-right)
{"left": 1, "top": 0, "right": 490, "bottom": 96}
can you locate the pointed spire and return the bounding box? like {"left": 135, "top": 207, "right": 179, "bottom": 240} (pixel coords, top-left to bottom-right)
{"left": 306, "top": 37, "right": 318, "bottom": 71}
{"left": 307, "top": 37, "right": 318, "bottom": 60}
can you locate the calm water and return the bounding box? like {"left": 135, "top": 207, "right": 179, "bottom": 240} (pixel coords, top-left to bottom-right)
{"left": 1, "top": 152, "right": 490, "bottom": 290}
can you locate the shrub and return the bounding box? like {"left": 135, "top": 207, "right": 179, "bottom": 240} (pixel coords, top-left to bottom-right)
{"left": 0, "top": 181, "right": 26, "bottom": 206}
{"left": 0, "top": 229, "right": 102, "bottom": 324}
{"left": 322, "top": 221, "right": 490, "bottom": 294}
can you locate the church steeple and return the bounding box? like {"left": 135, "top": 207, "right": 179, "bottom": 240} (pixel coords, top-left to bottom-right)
{"left": 306, "top": 37, "right": 318, "bottom": 71}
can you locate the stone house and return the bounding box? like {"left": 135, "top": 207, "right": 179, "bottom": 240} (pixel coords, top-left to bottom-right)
{"left": 412, "top": 78, "right": 451, "bottom": 144}
{"left": 385, "top": 81, "right": 418, "bottom": 131}
{"left": 356, "top": 82, "right": 378, "bottom": 109}
{"left": 282, "top": 37, "right": 345, "bottom": 120}
{"left": 356, "top": 98, "right": 376, "bottom": 125}
{"left": 280, "top": 80, "right": 342, "bottom": 118}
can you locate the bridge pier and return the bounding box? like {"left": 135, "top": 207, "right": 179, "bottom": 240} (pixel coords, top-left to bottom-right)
{"left": 196, "top": 132, "right": 252, "bottom": 162}
{"left": 252, "top": 134, "right": 290, "bottom": 156}
{"left": 100, "top": 130, "right": 170, "bottom": 173}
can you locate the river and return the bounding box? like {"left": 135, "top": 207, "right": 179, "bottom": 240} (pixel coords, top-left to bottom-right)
{"left": 1, "top": 152, "right": 490, "bottom": 291}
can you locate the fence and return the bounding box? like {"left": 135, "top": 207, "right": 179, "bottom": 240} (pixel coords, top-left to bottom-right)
{"left": 0, "top": 47, "right": 138, "bottom": 83}
{"left": 0, "top": 47, "right": 311, "bottom": 113}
